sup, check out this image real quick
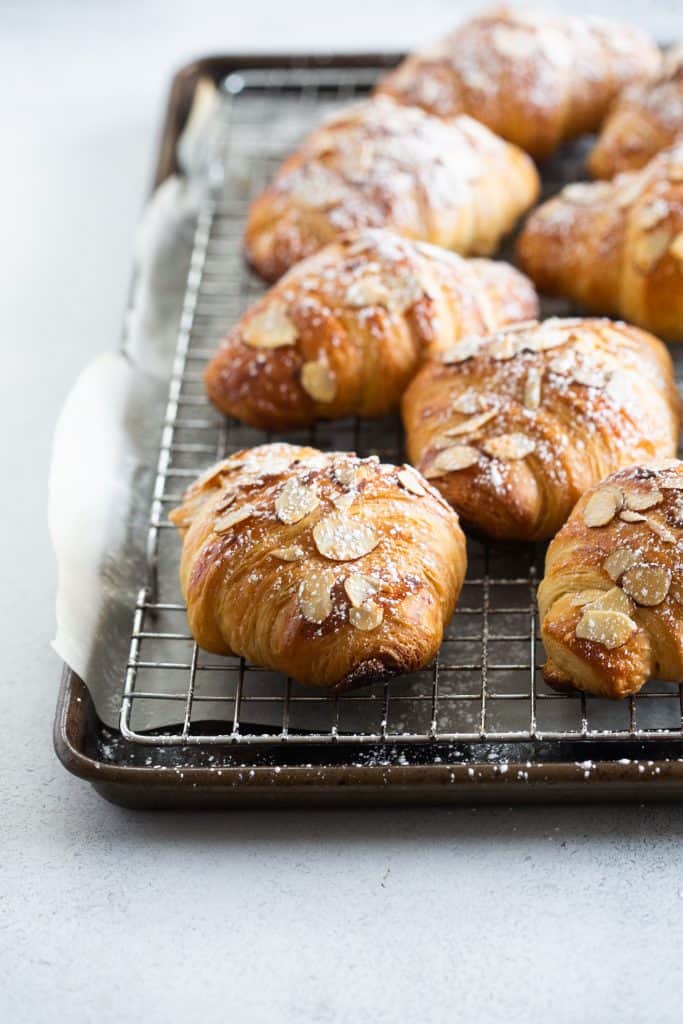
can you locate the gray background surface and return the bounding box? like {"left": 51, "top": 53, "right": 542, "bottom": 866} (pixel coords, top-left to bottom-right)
{"left": 2, "top": 2, "right": 683, "bottom": 1022}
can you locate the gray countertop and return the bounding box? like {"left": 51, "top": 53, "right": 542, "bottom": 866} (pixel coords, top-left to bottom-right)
{"left": 2, "top": 2, "right": 683, "bottom": 1021}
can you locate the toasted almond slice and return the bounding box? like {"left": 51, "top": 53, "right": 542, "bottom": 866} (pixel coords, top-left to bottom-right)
{"left": 441, "top": 337, "right": 482, "bottom": 364}
{"left": 523, "top": 368, "right": 542, "bottom": 410}
{"left": 569, "top": 589, "right": 605, "bottom": 608}
{"left": 586, "top": 586, "right": 633, "bottom": 617}
{"left": 488, "top": 335, "right": 520, "bottom": 361}
{"left": 548, "top": 351, "right": 575, "bottom": 375}
{"left": 332, "top": 491, "right": 356, "bottom": 511}
{"left": 349, "top": 599, "right": 384, "bottom": 631}
{"left": 620, "top": 510, "right": 647, "bottom": 523}
{"left": 624, "top": 489, "right": 662, "bottom": 511}
{"left": 453, "top": 390, "right": 484, "bottom": 414}
{"left": 491, "top": 24, "right": 538, "bottom": 59}
{"left": 272, "top": 545, "right": 304, "bottom": 562}
{"left": 344, "top": 276, "right": 391, "bottom": 308}
{"left": 331, "top": 459, "right": 358, "bottom": 487}
{"left": 646, "top": 517, "right": 677, "bottom": 544}
{"left": 660, "top": 476, "right": 683, "bottom": 491}
{"left": 397, "top": 468, "right": 427, "bottom": 496}
{"left": 534, "top": 328, "right": 570, "bottom": 352}
{"left": 603, "top": 547, "right": 641, "bottom": 581}
{"left": 275, "top": 479, "right": 319, "bottom": 525}
{"left": 671, "top": 582, "right": 683, "bottom": 605}
{"left": 301, "top": 359, "right": 336, "bottom": 403}
{"left": 344, "top": 573, "right": 379, "bottom": 608}
{"left": 424, "top": 445, "right": 480, "bottom": 477}
{"left": 482, "top": 433, "right": 535, "bottom": 461}
{"left": 669, "top": 232, "right": 683, "bottom": 262}
{"left": 575, "top": 609, "right": 637, "bottom": 649}
{"left": 621, "top": 564, "right": 672, "bottom": 606}
{"left": 214, "top": 504, "right": 254, "bottom": 533}
{"left": 572, "top": 365, "right": 606, "bottom": 388}
{"left": 445, "top": 408, "right": 497, "bottom": 437}
{"left": 583, "top": 487, "right": 622, "bottom": 527}
{"left": 633, "top": 222, "right": 672, "bottom": 273}
{"left": 563, "top": 182, "right": 597, "bottom": 204}
{"left": 639, "top": 198, "right": 670, "bottom": 230}
{"left": 242, "top": 305, "right": 298, "bottom": 349}
{"left": 299, "top": 570, "right": 335, "bottom": 624}
{"left": 215, "top": 493, "right": 236, "bottom": 514}
{"left": 312, "top": 514, "right": 379, "bottom": 561}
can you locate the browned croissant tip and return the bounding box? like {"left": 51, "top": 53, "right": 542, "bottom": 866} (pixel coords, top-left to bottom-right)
{"left": 332, "top": 657, "right": 407, "bottom": 695}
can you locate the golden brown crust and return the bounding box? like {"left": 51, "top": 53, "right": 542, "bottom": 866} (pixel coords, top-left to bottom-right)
{"left": 169, "top": 444, "right": 467, "bottom": 691}
{"left": 516, "top": 144, "right": 683, "bottom": 342}
{"left": 205, "top": 230, "right": 538, "bottom": 430}
{"left": 244, "top": 96, "right": 539, "bottom": 282}
{"left": 376, "top": 6, "right": 660, "bottom": 160}
{"left": 538, "top": 462, "right": 683, "bottom": 698}
{"left": 589, "top": 45, "right": 683, "bottom": 178}
{"left": 401, "top": 318, "right": 680, "bottom": 542}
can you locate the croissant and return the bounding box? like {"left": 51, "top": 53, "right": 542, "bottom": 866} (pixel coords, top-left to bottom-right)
{"left": 244, "top": 96, "right": 539, "bottom": 282}
{"left": 205, "top": 230, "right": 538, "bottom": 430}
{"left": 169, "top": 444, "right": 466, "bottom": 691}
{"left": 516, "top": 144, "right": 683, "bottom": 342}
{"left": 376, "top": 6, "right": 660, "bottom": 160}
{"left": 539, "top": 461, "right": 683, "bottom": 699}
{"left": 589, "top": 45, "right": 683, "bottom": 178}
{"left": 402, "top": 318, "right": 679, "bottom": 542}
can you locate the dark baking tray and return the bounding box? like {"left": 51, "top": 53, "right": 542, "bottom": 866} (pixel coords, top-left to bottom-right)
{"left": 54, "top": 52, "right": 683, "bottom": 808}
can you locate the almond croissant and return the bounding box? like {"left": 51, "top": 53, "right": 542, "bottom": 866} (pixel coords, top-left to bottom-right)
{"left": 205, "top": 230, "right": 538, "bottom": 430}
{"left": 539, "top": 462, "right": 683, "bottom": 699}
{"left": 169, "top": 444, "right": 466, "bottom": 692}
{"left": 589, "top": 45, "right": 683, "bottom": 178}
{"left": 402, "top": 318, "right": 679, "bottom": 542}
{"left": 516, "top": 144, "right": 683, "bottom": 342}
{"left": 244, "top": 96, "right": 539, "bottom": 282}
{"left": 376, "top": 6, "right": 660, "bottom": 160}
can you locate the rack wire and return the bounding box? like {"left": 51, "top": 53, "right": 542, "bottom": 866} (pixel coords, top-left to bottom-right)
{"left": 119, "top": 65, "right": 683, "bottom": 749}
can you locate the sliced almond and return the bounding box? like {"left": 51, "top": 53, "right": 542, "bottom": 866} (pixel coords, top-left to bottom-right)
{"left": 397, "top": 468, "right": 427, "bottom": 496}
{"left": 488, "top": 335, "right": 520, "bottom": 361}
{"left": 445, "top": 408, "right": 497, "bottom": 437}
{"left": 242, "top": 305, "right": 298, "bottom": 349}
{"left": 523, "top": 368, "right": 542, "bottom": 410}
{"left": 441, "top": 337, "right": 481, "bottom": 364}
{"left": 646, "top": 517, "right": 677, "bottom": 544}
{"left": 605, "top": 370, "right": 630, "bottom": 405}
{"left": 424, "top": 445, "right": 479, "bottom": 477}
{"left": 482, "top": 433, "right": 535, "bottom": 461}
{"left": 301, "top": 359, "right": 336, "bottom": 403}
{"left": 491, "top": 24, "right": 538, "bottom": 59}
{"left": 604, "top": 547, "right": 641, "bottom": 581}
{"left": 548, "top": 351, "right": 575, "bottom": 375}
{"left": 583, "top": 487, "right": 622, "bottom": 528}
{"left": 275, "top": 479, "right": 319, "bottom": 525}
{"left": 670, "top": 582, "right": 683, "bottom": 606}
{"left": 639, "top": 198, "right": 670, "bottom": 230}
{"left": 572, "top": 365, "right": 606, "bottom": 388}
{"left": 332, "top": 491, "right": 356, "bottom": 511}
{"left": 534, "top": 327, "right": 570, "bottom": 352}
{"left": 312, "top": 513, "right": 379, "bottom": 561}
{"left": 299, "top": 571, "right": 335, "bottom": 624}
{"left": 344, "top": 276, "right": 391, "bottom": 308}
{"left": 569, "top": 589, "right": 605, "bottom": 608}
{"left": 624, "top": 489, "right": 662, "bottom": 511}
{"left": 344, "top": 573, "right": 379, "bottom": 608}
{"left": 272, "top": 545, "right": 304, "bottom": 562}
{"left": 660, "top": 476, "right": 683, "bottom": 491}
{"left": 669, "top": 232, "right": 683, "bottom": 263}
{"left": 453, "top": 390, "right": 484, "bottom": 414}
{"left": 349, "top": 599, "right": 384, "bottom": 631}
{"left": 214, "top": 504, "right": 254, "bottom": 533}
{"left": 575, "top": 609, "right": 637, "bottom": 649}
{"left": 632, "top": 222, "right": 672, "bottom": 273}
{"left": 563, "top": 182, "right": 597, "bottom": 204}
{"left": 621, "top": 564, "right": 672, "bottom": 606}
{"left": 620, "top": 510, "right": 647, "bottom": 523}
{"left": 586, "top": 586, "right": 633, "bottom": 617}
{"left": 215, "top": 493, "right": 236, "bottom": 514}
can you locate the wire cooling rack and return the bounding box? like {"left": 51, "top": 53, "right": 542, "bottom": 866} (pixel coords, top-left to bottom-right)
{"left": 119, "top": 64, "right": 683, "bottom": 751}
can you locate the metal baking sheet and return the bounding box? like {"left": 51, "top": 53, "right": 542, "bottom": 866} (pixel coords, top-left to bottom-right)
{"left": 54, "top": 53, "right": 683, "bottom": 807}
